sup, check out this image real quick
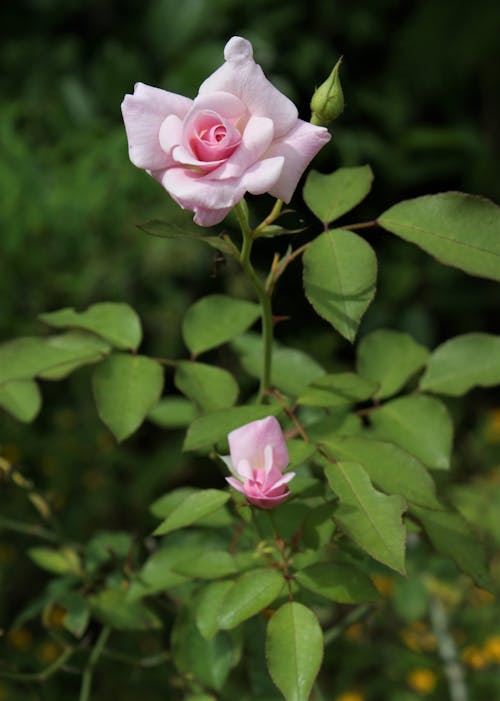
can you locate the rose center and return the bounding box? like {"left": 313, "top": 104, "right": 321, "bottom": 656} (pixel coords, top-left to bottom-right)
{"left": 187, "top": 109, "right": 241, "bottom": 163}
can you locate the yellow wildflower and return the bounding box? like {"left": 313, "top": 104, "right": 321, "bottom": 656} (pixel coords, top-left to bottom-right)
{"left": 407, "top": 668, "right": 437, "bottom": 693}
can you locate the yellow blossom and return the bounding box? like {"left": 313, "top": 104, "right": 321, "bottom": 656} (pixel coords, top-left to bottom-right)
{"left": 483, "top": 635, "right": 500, "bottom": 664}
{"left": 461, "top": 645, "right": 488, "bottom": 670}
{"left": 371, "top": 574, "right": 394, "bottom": 596}
{"left": 335, "top": 692, "right": 364, "bottom": 701}
{"left": 7, "top": 628, "right": 32, "bottom": 650}
{"left": 37, "top": 640, "right": 61, "bottom": 664}
{"left": 407, "top": 668, "right": 437, "bottom": 693}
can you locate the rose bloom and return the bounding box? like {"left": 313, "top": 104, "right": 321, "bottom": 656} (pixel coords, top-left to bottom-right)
{"left": 121, "top": 36, "right": 330, "bottom": 226}
{"left": 221, "top": 416, "right": 295, "bottom": 509}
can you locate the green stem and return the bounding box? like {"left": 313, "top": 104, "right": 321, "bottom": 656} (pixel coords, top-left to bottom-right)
{"left": 235, "top": 201, "right": 273, "bottom": 402}
{"left": 253, "top": 198, "right": 284, "bottom": 236}
{"left": 0, "top": 646, "right": 74, "bottom": 682}
{"left": 323, "top": 604, "right": 372, "bottom": 646}
{"left": 0, "top": 515, "right": 58, "bottom": 542}
{"left": 79, "top": 626, "right": 111, "bottom": 701}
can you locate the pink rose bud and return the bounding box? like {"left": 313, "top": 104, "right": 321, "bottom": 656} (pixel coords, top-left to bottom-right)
{"left": 222, "top": 416, "right": 295, "bottom": 509}
{"left": 121, "top": 36, "right": 331, "bottom": 227}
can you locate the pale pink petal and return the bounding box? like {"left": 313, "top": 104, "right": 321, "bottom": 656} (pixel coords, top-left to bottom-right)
{"left": 265, "top": 119, "right": 331, "bottom": 202}
{"left": 228, "top": 416, "right": 289, "bottom": 472}
{"left": 193, "top": 206, "right": 232, "bottom": 226}
{"left": 158, "top": 114, "right": 184, "bottom": 156}
{"left": 266, "top": 472, "right": 296, "bottom": 495}
{"left": 247, "top": 492, "right": 291, "bottom": 509}
{"left": 161, "top": 168, "right": 245, "bottom": 210}
{"left": 192, "top": 91, "right": 247, "bottom": 121}
{"left": 242, "top": 156, "right": 284, "bottom": 196}
{"left": 198, "top": 37, "right": 298, "bottom": 138}
{"left": 264, "top": 444, "right": 274, "bottom": 476}
{"left": 182, "top": 110, "right": 241, "bottom": 162}
{"left": 219, "top": 454, "right": 238, "bottom": 477}
{"left": 236, "top": 459, "right": 253, "bottom": 480}
{"left": 172, "top": 145, "right": 227, "bottom": 172}
{"left": 121, "top": 82, "right": 192, "bottom": 170}
{"left": 209, "top": 116, "right": 274, "bottom": 180}
{"left": 226, "top": 477, "right": 246, "bottom": 494}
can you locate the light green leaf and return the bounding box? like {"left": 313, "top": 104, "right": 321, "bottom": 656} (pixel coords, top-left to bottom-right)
{"left": 148, "top": 396, "right": 197, "bottom": 428}
{"left": 37, "top": 332, "right": 112, "bottom": 379}
{"left": 0, "top": 333, "right": 110, "bottom": 386}
{"left": 153, "top": 489, "right": 230, "bottom": 536}
{"left": 298, "top": 372, "right": 378, "bottom": 407}
{"left": 183, "top": 404, "right": 281, "bottom": 452}
{"left": 303, "top": 166, "right": 374, "bottom": 224}
{"left": 28, "top": 547, "right": 82, "bottom": 576}
{"left": 295, "top": 563, "right": 378, "bottom": 603}
{"left": 92, "top": 353, "right": 163, "bottom": 441}
{"left": 323, "top": 459, "right": 407, "bottom": 573}
{"left": 39, "top": 302, "right": 142, "bottom": 351}
{"left": 420, "top": 333, "right": 500, "bottom": 395}
{"left": 322, "top": 435, "right": 441, "bottom": 509}
{"left": 196, "top": 580, "right": 234, "bottom": 640}
{"left": 370, "top": 395, "right": 453, "bottom": 470}
{"left": 128, "top": 547, "right": 190, "bottom": 601}
{"left": 357, "top": 329, "right": 429, "bottom": 398}
{"left": 175, "top": 361, "right": 239, "bottom": 412}
{"left": 411, "top": 505, "right": 494, "bottom": 591}
{"left": 0, "top": 379, "right": 41, "bottom": 422}
{"left": 266, "top": 602, "right": 323, "bottom": 701}
{"left": 303, "top": 229, "right": 377, "bottom": 342}
{"left": 378, "top": 192, "right": 500, "bottom": 282}
{"left": 139, "top": 219, "right": 239, "bottom": 258}
{"left": 182, "top": 295, "right": 260, "bottom": 356}
{"left": 89, "top": 588, "right": 161, "bottom": 630}
{"left": 174, "top": 551, "right": 238, "bottom": 579}
{"left": 218, "top": 570, "right": 285, "bottom": 630}
{"left": 232, "top": 333, "right": 325, "bottom": 397}
{"left": 172, "top": 608, "right": 241, "bottom": 691}
{"left": 150, "top": 487, "right": 231, "bottom": 528}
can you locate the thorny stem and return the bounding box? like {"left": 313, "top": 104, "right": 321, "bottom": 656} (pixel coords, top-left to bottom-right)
{"left": 267, "top": 388, "right": 310, "bottom": 443}
{"left": 267, "top": 510, "right": 294, "bottom": 601}
{"left": 429, "top": 596, "right": 469, "bottom": 701}
{"left": 235, "top": 201, "right": 273, "bottom": 402}
{"left": 79, "top": 626, "right": 111, "bottom": 701}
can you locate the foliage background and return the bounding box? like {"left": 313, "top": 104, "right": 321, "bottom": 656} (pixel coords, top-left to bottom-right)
{"left": 1, "top": 1, "right": 499, "bottom": 699}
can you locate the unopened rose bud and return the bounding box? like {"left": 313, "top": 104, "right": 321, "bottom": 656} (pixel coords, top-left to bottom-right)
{"left": 310, "top": 56, "right": 344, "bottom": 126}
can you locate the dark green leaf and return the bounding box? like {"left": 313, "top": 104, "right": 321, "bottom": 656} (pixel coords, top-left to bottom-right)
{"left": 173, "top": 551, "right": 238, "bottom": 579}
{"left": 0, "top": 379, "right": 41, "bottom": 422}
{"left": 89, "top": 588, "right": 161, "bottom": 630}
{"left": 139, "top": 219, "right": 239, "bottom": 257}
{"left": 218, "top": 569, "right": 284, "bottom": 630}
{"left": 295, "top": 563, "right": 378, "bottom": 603}
{"left": 195, "top": 580, "right": 234, "bottom": 639}
{"left": 298, "top": 372, "right": 378, "bottom": 407}
{"left": 303, "top": 229, "right": 377, "bottom": 342}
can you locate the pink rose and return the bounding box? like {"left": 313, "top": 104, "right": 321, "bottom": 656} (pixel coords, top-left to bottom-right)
{"left": 121, "top": 36, "right": 331, "bottom": 226}
{"left": 222, "top": 416, "right": 295, "bottom": 509}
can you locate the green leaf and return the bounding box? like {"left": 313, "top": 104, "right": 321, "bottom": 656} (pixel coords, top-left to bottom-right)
{"left": 420, "top": 333, "right": 500, "bottom": 396}
{"left": 153, "top": 489, "right": 230, "bottom": 536}
{"left": 303, "top": 166, "right": 374, "bottom": 224}
{"left": 0, "top": 333, "right": 110, "bottom": 386}
{"left": 392, "top": 577, "right": 428, "bottom": 622}
{"left": 298, "top": 372, "right": 378, "bottom": 407}
{"left": 175, "top": 361, "right": 239, "bottom": 412}
{"left": 196, "top": 580, "right": 234, "bottom": 640}
{"left": 357, "top": 329, "right": 429, "bottom": 399}
{"left": 411, "top": 505, "right": 494, "bottom": 591}
{"left": 172, "top": 608, "right": 241, "bottom": 691}
{"left": 92, "top": 353, "right": 163, "bottom": 441}
{"left": 295, "top": 563, "right": 378, "bottom": 603}
{"left": 151, "top": 487, "right": 232, "bottom": 528}
{"left": 84, "top": 531, "right": 132, "bottom": 574}
{"left": 148, "top": 396, "right": 197, "bottom": 428}
{"left": 37, "top": 332, "right": 112, "bottom": 380}
{"left": 182, "top": 295, "right": 260, "bottom": 356}
{"left": 59, "top": 591, "right": 90, "bottom": 638}
{"left": 232, "top": 333, "right": 325, "bottom": 397}
{"left": 39, "top": 302, "right": 142, "bottom": 351}
{"left": 139, "top": 219, "right": 239, "bottom": 258}
{"left": 323, "top": 459, "right": 407, "bottom": 573}
{"left": 321, "top": 435, "right": 441, "bottom": 509}
{"left": 218, "top": 570, "right": 285, "bottom": 630}
{"left": 0, "top": 379, "right": 41, "bottom": 422}
{"left": 378, "top": 192, "right": 500, "bottom": 282}
{"left": 301, "top": 503, "right": 336, "bottom": 549}
{"left": 183, "top": 404, "right": 281, "bottom": 452}
{"left": 303, "top": 229, "right": 377, "bottom": 342}
{"left": 369, "top": 395, "right": 453, "bottom": 470}
{"left": 266, "top": 602, "right": 323, "bottom": 701}
{"left": 174, "top": 551, "right": 238, "bottom": 579}
{"left": 28, "top": 547, "right": 82, "bottom": 576}
{"left": 128, "top": 547, "right": 190, "bottom": 601}
{"left": 89, "top": 588, "right": 161, "bottom": 630}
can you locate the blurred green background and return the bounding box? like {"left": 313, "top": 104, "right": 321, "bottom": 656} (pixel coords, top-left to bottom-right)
{"left": 1, "top": 1, "right": 499, "bottom": 699}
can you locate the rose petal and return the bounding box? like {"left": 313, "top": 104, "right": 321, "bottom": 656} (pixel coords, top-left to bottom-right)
{"left": 121, "top": 82, "right": 192, "bottom": 170}
{"left": 228, "top": 416, "right": 289, "bottom": 472}
{"left": 159, "top": 114, "right": 184, "bottom": 156}
{"left": 265, "top": 119, "right": 331, "bottom": 202}
{"left": 198, "top": 37, "right": 298, "bottom": 138}
{"left": 193, "top": 205, "right": 232, "bottom": 226}
{"left": 247, "top": 492, "right": 291, "bottom": 509}
{"left": 192, "top": 90, "right": 247, "bottom": 121}
{"left": 207, "top": 116, "right": 273, "bottom": 180}
{"left": 266, "top": 472, "right": 296, "bottom": 495}
{"left": 226, "top": 476, "right": 246, "bottom": 494}
{"left": 161, "top": 168, "right": 245, "bottom": 210}
{"left": 242, "top": 156, "right": 284, "bottom": 196}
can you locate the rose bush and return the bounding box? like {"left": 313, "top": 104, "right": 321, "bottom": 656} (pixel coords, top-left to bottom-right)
{"left": 121, "top": 36, "right": 330, "bottom": 225}
{"left": 221, "top": 416, "right": 295, "bottom": 509}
